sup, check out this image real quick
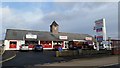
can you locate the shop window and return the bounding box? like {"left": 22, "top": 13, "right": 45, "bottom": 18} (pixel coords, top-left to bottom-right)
{"left": 53, "top": 41, "right": 63, "bottom": 46}
{"left": 9, "top": 41, "right": 17, "bottom": 48}
{"left": 40, "top": 41, "right": 52, "bottom": 48}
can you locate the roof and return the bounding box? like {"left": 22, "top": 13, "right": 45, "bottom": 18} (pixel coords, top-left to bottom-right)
{"left": 50, "top": 21, "right": 59, "bottom": 26}
{"left": 5, "top": 29, "right": 94, "bottom": 41}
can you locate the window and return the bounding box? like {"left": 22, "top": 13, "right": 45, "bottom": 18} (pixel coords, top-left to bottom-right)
{"left": 9, "top": 41, "right": 17, "bottom": 48}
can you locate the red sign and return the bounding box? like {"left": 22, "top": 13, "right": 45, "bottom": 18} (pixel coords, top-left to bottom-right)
{"left": 96, "top": 36, "right": 103, "bottom": 38}
{"left": 40, "top": 41, "right": 52, "bottom": 48}
{"left": 96, "top": 28, "right": 102, "bottom": 32}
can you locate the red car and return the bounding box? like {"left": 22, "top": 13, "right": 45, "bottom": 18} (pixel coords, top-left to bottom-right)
{"left": 28, "top": 44, "right": 34, "bottom": 50}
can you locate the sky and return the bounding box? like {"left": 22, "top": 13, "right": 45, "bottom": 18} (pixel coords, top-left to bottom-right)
{"left": 0, "top": 1, "right": 119, "bottom": 40}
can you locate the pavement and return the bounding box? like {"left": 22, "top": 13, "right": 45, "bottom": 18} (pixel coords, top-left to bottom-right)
{"left": 36, "top": 55, "right": 119, "bottom": 67}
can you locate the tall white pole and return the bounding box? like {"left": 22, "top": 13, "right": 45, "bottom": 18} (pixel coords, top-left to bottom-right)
{"left": 102, "top": 18, "right": 107, "bottom": 41}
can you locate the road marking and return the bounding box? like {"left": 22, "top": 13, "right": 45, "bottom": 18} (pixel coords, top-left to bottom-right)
{"left": 103, "top": 63, "right": 119, "bottom": 66}
{"left": 1, "top": 50, "right": 5, "bottom": 56}
{"left": 0, "top": 47, "right": 5, "bottom": 56}
{"left": 0, "top": 54, "right": 16, "bottom": 64}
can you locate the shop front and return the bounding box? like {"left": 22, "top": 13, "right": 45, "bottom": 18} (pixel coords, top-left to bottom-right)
{"left": 40, "top": 41, "right": 52, "bottom": 49}
{"left": 25, "top": 33, "right": 38, "bottom": 50}
{"left": 25, "top": 40, "right": 39, "bottom": 50}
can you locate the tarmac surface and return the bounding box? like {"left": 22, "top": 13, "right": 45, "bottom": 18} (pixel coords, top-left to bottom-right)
{"left": 39, "top": 55, "right": 118, "bottom": 66}
{"left": 1, "top": 50, "right": 119, "bottom": 68}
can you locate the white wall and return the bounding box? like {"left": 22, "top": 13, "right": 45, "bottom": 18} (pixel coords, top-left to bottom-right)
{"left": 4, "top": 40, "right": 25, "bottom": 50}
{"left": 4, "top": 40, "right": 9, "bottom": 50}
{"left": 63, "top": 41, "right": 69, "bottom": 49}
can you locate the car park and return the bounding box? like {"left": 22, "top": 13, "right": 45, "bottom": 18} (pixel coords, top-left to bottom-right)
{"left": 19, "top": 44, "right": 29, "bottom": 51}
{"left": 34, "top": 44, "right": 43, "bottom": 51}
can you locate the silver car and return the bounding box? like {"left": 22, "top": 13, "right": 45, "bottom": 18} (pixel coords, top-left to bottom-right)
{"left": 20, "top": 44, "right": 29, "bottom": 51}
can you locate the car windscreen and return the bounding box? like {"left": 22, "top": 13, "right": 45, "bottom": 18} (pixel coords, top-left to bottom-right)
{"left": 22, "top": 44, "right": 28, "bottom": 46}
{"left": 36, "top": 45, "right": 42, "bottom": 47}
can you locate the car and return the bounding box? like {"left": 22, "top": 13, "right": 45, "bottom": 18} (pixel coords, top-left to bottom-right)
{"left": 53, "top": 44, "right": 62, "bottom": 51}
{"left": 34, "top": 44, "right": 43, "bottom": 51}
{"left": 19, "top": 44, "right": 29, "bottom": 51}
{"left": 28, "top": 44, "right": 34, "bottom": 50}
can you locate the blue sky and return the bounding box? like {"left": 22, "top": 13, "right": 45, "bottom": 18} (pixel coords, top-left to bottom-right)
{"left": 1, "top": 2, "right": 118, "bottom": 40}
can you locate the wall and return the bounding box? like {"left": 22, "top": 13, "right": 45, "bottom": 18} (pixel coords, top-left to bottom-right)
{"left": 4, "top": 40, "right": 25, "bottom": 50}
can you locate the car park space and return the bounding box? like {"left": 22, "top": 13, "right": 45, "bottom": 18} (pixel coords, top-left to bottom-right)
{"left": 2, "top": 49, "right": 115, "bottom": 67}
{"left": 2, "top": 50, "right": 71, "bottom": 67}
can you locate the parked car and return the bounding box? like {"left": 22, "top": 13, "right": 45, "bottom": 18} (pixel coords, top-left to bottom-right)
{"left": 53, "top": 44, "right": 62, "bottom": 51}
{"left": 34, "top": 44, "right": 43, "bottom": 51}
{"left": 19, "top": 44, "right": 29, "bottom": 51}
{"left": 28, "top": 44, "right": 35, "bottom": 50}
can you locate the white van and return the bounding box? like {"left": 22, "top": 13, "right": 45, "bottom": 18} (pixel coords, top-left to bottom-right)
{"left": 99, "top": 41, "right": 112, "bottom": 50}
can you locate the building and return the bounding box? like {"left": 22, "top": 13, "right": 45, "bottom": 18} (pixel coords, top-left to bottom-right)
{"left": 110, "top": 39, "right": 120, "bottom": 54}
{"left": 4, "top": 21, "right": 94, "bottom": 50}
{"left": 0, "top": 40, "right": 3, "bottom": 46}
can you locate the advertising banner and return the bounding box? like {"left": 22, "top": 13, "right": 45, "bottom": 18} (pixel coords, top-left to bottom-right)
{"left": 59, "top": 36, "right": 68, "bottom": 40}
{"left": 26, "top": 33, "right": 37, "bottom": 39}
{"left": 94, "top": 19, "right": 107, "bottom": 42}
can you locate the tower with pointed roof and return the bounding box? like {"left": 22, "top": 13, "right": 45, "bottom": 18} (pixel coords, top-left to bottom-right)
{"left": 50, "top": 21, "right": 59, "bottom": 34}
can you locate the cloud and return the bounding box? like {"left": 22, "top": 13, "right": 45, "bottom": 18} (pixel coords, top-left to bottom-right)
{"left": 2, "top": 6, "right": 44, "bottom": 29}
{"left": 1, "top": 2, "right": 118, "bottom": 40}
{"left": 41, "top": 3, "right": 118, "bottom": 36}
{"left": 53, "top": 0, "right": 119, "bottom": 2}
{"left": 1, "top": 0, "right": 119, "bottom": 2}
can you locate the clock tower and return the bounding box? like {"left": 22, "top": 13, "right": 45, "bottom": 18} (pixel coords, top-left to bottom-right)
{"left": 50, "top": 21, "right": 59, "bottom": 34}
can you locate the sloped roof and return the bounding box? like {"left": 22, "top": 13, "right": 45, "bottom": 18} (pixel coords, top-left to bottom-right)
{"left": 50, "top": 21, "right": 59, "bottom": 26}
{"left": 53, "top": 32, "right": 92, "bottom": 41}
{"left": 5, "top": 29, "right": 94, "bottom": 41}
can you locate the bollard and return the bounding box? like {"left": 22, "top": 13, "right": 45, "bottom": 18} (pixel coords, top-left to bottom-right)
{"left": 56, "top": 51, "right": 59, "bottom": 57}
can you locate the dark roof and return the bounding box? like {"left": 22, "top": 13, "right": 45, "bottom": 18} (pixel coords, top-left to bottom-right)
{"left": 50, "top": 21, "right": 59, "bottom": 26}
{"left": 5, "top": 29, "right": 94, "bottom": 41}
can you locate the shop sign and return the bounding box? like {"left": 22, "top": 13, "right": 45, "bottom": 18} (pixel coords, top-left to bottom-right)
{"left": 85, "top": 37, "right": 92, "bottom": 40}
{"left": 94, "top": 18, "right": 107, "bottom": 42}
{"left": 96, "top": 36, "right": 103, "bottom": 41}
{"left": 26, "top": 33, "right": 37, "bottom": 39}
{"left": 59, "top": 36, "right": 68, "bottom": 40}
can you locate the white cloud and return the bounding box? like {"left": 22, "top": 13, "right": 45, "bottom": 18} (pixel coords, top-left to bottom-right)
{"left": 42, "top": 2, "right": 118, "bottom": 38}
{"left": 1, "top": 0, "right": 119, "bottom": 2}
{"left": 0, "top": 2, "right": 118, "bottom": 40}
{"left": 1, "top": 6, "right": 45, "bottom": 39}
{"left": 2, "top": 6, "right": 44, "bottom": 29}
{"left": 53, "top": 0, "right": 119, "bottom": 2}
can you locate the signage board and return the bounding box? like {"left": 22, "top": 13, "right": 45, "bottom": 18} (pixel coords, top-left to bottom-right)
{"left": 85, "top": 37, "right": 92, "bottom": 40}
{"left": 59, "top": 36, "right": 68, "bottom": 40}
{"left": 94, "top": 18, "right": 107, "bottom": 42}
{"left": 96, "top": 36, "right": 103, "bottom": 41}
{"left": 26, "top": 33, "right": 37, "bottom": 39}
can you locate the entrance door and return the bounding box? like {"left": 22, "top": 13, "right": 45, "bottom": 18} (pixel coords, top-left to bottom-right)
{"left": 64, "top": 41, "right": 68, "bottom": 49}
{"left": 25, "top": 40, "right": 38, "bottom": 50}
